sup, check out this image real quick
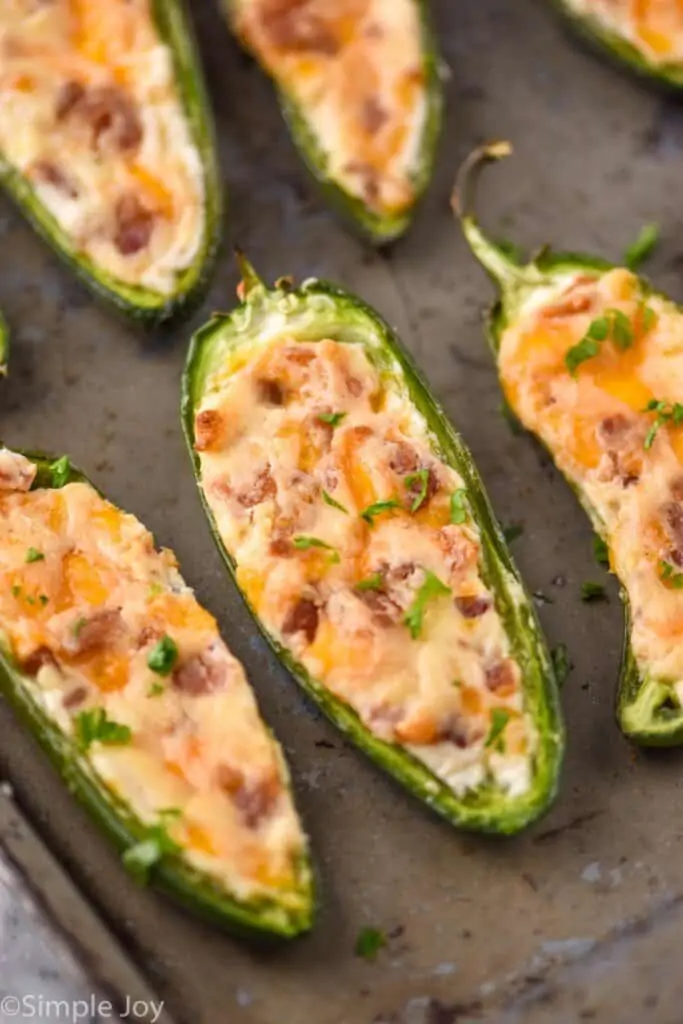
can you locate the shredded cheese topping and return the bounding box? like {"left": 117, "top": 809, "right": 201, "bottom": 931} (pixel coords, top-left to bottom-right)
{"left": 0, "top": 1, "right": 205, "bottom": 294}
{"left": 568, "top": 0, "right": 683, "bottom": 62}
{"left": 195, "top": 333, "right": 536, "bottom": 799}
{"left": 0, "top": 451, "right": 306, "bottom": 903}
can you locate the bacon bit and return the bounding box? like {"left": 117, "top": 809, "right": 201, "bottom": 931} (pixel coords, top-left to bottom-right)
{"left": 662, "top": 502, "right": 683, "bottom": 556}
{"left": 260, "top": 0, "right": 339, "bottom": 55}
{"left": 194, "top": 409, "right": 225, "bottom": 452}
{"left": 405, "top": 466, "right": 438, "bottom": 509}
{"left": 596, "top": 414, "right": 632, "bottom": 448}
{"left": 544, "top": 293, "right": 593, "bottom": 319}
{"left": 438, "top": 526, "right": 478, "bottom": 574}
{"left": 256, "top": 378, "right": 285, "bottom": 406}
{"left": 364, "top": 21, "right": 385, "bottom": 40}
{"left": 346, "top": 376, "right": 364, "bottom": 397}
{"left": 114, "top": 192, "right": 154, "bottom": 256}
{"left": 72, "top": 609, "right": 125, "bottom": 654}
{"left": 282, "top": 598, "right": 319, "bottom": 644}
{"left": 454, "top": 594, "right": 492, "bottom": 619}
{"left": 485, "top": 659, "right": 517, "bottom": 694}
{"left": 389, "top": 440, "right": 419, "bottom": 475}
{"left": 0, "top": 451, "right": 36, "bottom": 492}
{"left": 21, "top": 646, "right": 58, "bottom": 677}
{"left": 270, "top": 533, "right": 293, "bottom": 557}
{"left": 237, "top": 467, "right": 277, "bottom": 508}
{"left": 355, "top": 587, "right": 402, "bottom": 628}
{"left": 173, "top": 646, "right": 228, "bottom": 697}
{"left": 284, "top": 346, "right": 315, "bottom": 365}
{"left": 55, "top": 80, "right": 85, "bottom": 120}
{"left": 360, "top": 97, "right": 388, "bottom": 135}
{"left": 436, "top": 714, "right": 472, "bottom": 749}
{"left": 343, "top": 161, "right": 380, "bottom": 205}
{"left": 31, "top": 160, "right": 79, "bottom": 198}
{"left": 216, "top": 764, "right": 280, "bottom": 828}
{"left": 137, "top": 625, "right": 163, "bottom": 649}
{"left": 670, "top": 477, "right": 683, "bottom": 503}
{"left": 63, "top": 685, "right": 89, "bottom": 710}
{"left": 365, "top": 702, "right": 403, "bottom": 741}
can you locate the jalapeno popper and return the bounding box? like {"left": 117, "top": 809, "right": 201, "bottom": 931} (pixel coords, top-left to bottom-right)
{"left": 554, "top": 0, "right": 683, "bottom": 87}
{"left": 224, "top": 0, "right": 442, "bottom": 244}
{"left": 454, "top": 141, "right": 683, "bottom": 747}
{"left": 182, "top": 259, "right": 564, "bottom": 834}
{"left": 0, "top": 448, "right": 313, "bottom": 937}
{"left": 0, "top": 2, "right": 220, "bottom": 321}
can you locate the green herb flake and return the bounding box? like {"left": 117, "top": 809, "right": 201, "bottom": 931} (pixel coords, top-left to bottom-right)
{"left": 624, "top": 223, "right": 659, "bottom": 272}
{"left": 11, "top": 585, "right": 21, "bottom": 599}
{"left": 565, "top": 308, "right": 637, "bottom": 374}
{"left": 640, "top": 304, "right": 658, "bottom": 333}
{"left": 551, "top": 643, "right": 571, "bottom": 686}
{"left": 581, "top": 581, "right": 607, "bottom": 603}
{"left": 503, "top": 523, "right": 524, "bottom": 544}
{"left": 74, "top": 707, "right": 132, "bottom": 752}
{"left": 403, "top": 571, "right": 451, "bottom": 639}
{"left": 449, "top": 489, "right": 468, "bottom": 525}
{"left": 318, "top": 411, "right": 347, "bottom": 427}
{"left": 354, "top": 927, "right": 387, "bottom": 961}
{"left": 147, "top": 681, "right": 165, "bottom": 698}
{"left": 565, "top": 335, "right": 600, "bottom": 375}
{"left": 148, "top": 582, "right": 164, "bottom": 598}
{"left": 593, "top": 536, "right": 609, "bottom": 567}
{"left": 322, "top": 490, "right": 348, "bottom": 514}
{"left": 122, "top": 810, "right": 182, "bottom": 883}
{"left": 643, "top": 399, "right": 683, "bottom": 451}
{"left": 50, "top": 456, "right": 71, "bottom": 489}
{"left": 360, "top": 499, "right": 401, "bottom": 525}
{"left": 485, "top": 707, "right": 512, "bottom": 751}
{"left": 355, "top": 573, "right": 385, "bottom": 592}
{"left": 25, "top": 547, "right": 44, "bottom": 564}
{"left": 607, "top": 308, "right": 634, "bottom": 351}
{"left": 39, "top": 595, "right": 49, "bottom": 607}
{"left": 659, "top": 560, "right": 683, "bottom": 589}
{"left": 404, "top": 469, "right": 430, "bottom": 513}
{"left": 292, "top": 535, "right": 341, "bottom": 562}
{"left": 147, "top": 635, "right": 179, "bottom": 676}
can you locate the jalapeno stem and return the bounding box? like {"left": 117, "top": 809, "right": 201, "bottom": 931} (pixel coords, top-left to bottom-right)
{"left": 451, "top": 141, "right": 545, "bottom": 295}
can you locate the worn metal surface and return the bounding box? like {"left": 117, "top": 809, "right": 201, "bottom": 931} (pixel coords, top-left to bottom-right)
{"left": 2, "top": 0, "right": 683, "bottom": 1021}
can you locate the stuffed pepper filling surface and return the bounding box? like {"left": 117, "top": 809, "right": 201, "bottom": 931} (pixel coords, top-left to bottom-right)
{"left": 567, "top": 0, "right": 683, "bottom": 63}
{"left": 232, "top": 0, "right": 428, "bottom": 217}
{"left": 0, "top": 1, "right": 205, "bottom": 295}
{"left": 0, "top": 449, "right": 307, "bottom": 906}
{"left": 194, "top": 334, "right": 538, "bottom": 799}
{"left": 499, "top": 267, "right": 683, "bottom": 704}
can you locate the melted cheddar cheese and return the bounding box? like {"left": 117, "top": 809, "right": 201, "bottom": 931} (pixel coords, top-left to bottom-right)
{"left": 195, "top": 336, "right": 537, "bottom": 798}
{"left": 0, "top": 2, "right": 205, "bottom": 294}
{"left": 568, "top": 0, "right": 683, "bottom": 61}
{"left": 0, "top": 450, "right": 305, "bottom": 902}
{"left": 233, "top": 0, "right": 427, "bottom": 216}
{"left": 500, "top": 268, "right": 683, "bottom": 700}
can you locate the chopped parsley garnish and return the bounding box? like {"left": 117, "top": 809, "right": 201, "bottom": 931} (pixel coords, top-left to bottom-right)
{"left": 147, "top": 681, "right": 165, "bottom": 698}
{"left": 355, "top": 573, "right": 385, "bottom": 592}
{"left": 11, "top": 585, "right": 21, "bottom": 598}
{"left": 551, "top": 643, "right": 571, "bottom": 686}
{"left": 39, "top": 595, "right": 49, "bottom": 607}
{"left": 122, "top": 808, "right": 182, "bottom": 883}
{"left": 354, "top": 926, "right": 387, "bottom": 961}
{"left": 322, "top": 489, "right": 348, "bottom": 514}
{"left": 640, "top": 301, "right": 658, "bottom": 333}
{"left": 581, "top": 581, "right": 607, "bottom": 603}
{"left": 643, "top": 399, "right": 683, "bottom": 451}
{"left": 360, "top": 499, "right": 401, "bottom": 525}
{"left": 50, "top": 456, "right": 71, "bottom": 489}
{"left": 148, "top": 581, "right": 164, "bottom": 598}
{"left": 449, "top": 488, "right": 468, "bottom": 525}
{"left": 75, "top": 708, "right": 132, "bottom": 752}
{"left": 485, "top": 707, "right": 512, "bottom": 751}
{"left": 624, "top": 223, "right": 659, "bottom": 272}
{"left": 318, "top": 411, "right": 347, "bottom": 427}
{"left": 503, "top": 523, "right": 524, "bottom": 544}
{"left": 565, "top": 308, "right": 636, "bottom": 375}
{"left": 25, "top": 547, "right": 44, "bottom": 563}
{"left": 293, "top": 535, "right": 340, "bottom": 562}
{"left": 593, "top": 536, "right": 609, "bottom": 567}
{"left": 73, "top": 617, "right": 87, "bottom": 637}
{"left": 659, "top": 560, "right": 683, "bottom": 589}
{"left": 403, "top": 571, "right": 451, "bottom": 639}
{"left": 147, "top": 635, "right": 179, "bottom": 676}
{"left": 404, "top": 469, "right": 430, "bottom": 513}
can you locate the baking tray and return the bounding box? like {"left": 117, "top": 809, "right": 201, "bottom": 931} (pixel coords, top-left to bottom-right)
{"left": 3, "top": 1, "right": 683, "bottom": 1021}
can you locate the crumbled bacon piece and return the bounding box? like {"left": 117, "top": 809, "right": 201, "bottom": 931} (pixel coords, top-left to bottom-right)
{"left": 114, "top": 192, "right": 155, "bottom": 256}
{"left": 21, "top": 646, "right": 58, "bottom": 677}
{"left": 485, "top": 659, "right": 517, "bottom": 694}
{"left": 57, "top": 82, "right": 142, "bottom": 152}
{"left": 389, "top": 440, "right": 419, "bottom": 475}
{"left": 438, "top": 526, "right": 478, "bottom": 575}
{"left": 256, "top": 378, "right": 285, "bottom": 405}
{"left": 32, "top": 160, "right": 79, "bottom": 198}
{"left": 454, "top": 594, "right": 492, "bottom": 619}
{"left": 72, "top": 609, "right": 125, "bottom": 654}
{"left": 237, "top": 467, "right": 277, "bottom": 508}
{"left": 258, "top": 0, "right": 339, "bottom": 55}
{"left": 63, "top": 685, "right": 89, "bottom": 710}
{"left": 216, "top": 764, "right": 280, "bottom": 828}
{"left": 194, "top": 409, "right": 224, "bottom": 452}
{"left": 282, "top": 598, "right": 319, "bottom": 644}
{"left": 360, "top": 97, "right": 388, "bottom": 135}
{"left": 173, "top": 644, "right": 228, "bottom": 696}
{"left": 355, "top": 587, "right": 402, "bottom": 628}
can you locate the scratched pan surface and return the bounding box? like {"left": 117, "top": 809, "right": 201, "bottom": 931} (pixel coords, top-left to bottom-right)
{"left": 3, "top": 1, "right": 683, "bottom": 1022}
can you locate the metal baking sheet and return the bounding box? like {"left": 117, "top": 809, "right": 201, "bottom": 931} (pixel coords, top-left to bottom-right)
{"left": 3, "top": 1, "right": 683, "bottom": 1021}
